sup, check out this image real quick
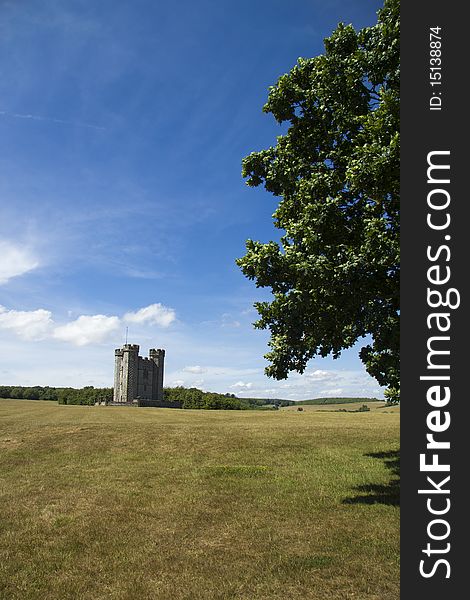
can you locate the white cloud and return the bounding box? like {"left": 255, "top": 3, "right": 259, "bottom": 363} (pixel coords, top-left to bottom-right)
{"left": 305, "top": 369, "right": 332, "bottom": 380}
{"left": 0, "top": 305, "right": 53, "bottom": 340}
{"left": 0, "top": 241, "right": 39, "bottom": 284}
{"left": 231, "top": 381, "right": 253, "bottom": 389}
{"left": 183, "top": 365, "right": 206, "bottom": 374}
{"left": 53, "top": 315, "right": 120, "bottom": 346}
{"left": 318, "top": 388, "right": 344, "bottom": 396}
{"left": 0, "top": 302, "right": 175, "bottom": 347}
{"left": 168, "top": 379, "right": 185, "bottom": 387}
{"left": 124, "top": 303, "right": 176, "bottom": 327}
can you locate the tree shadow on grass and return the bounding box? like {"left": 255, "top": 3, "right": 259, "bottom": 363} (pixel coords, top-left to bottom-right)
{"left": 342, "top": 449, "right": 400, "bottom": 507}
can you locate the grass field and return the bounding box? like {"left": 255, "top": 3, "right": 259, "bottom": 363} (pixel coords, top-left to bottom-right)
{"left": 0, "top": 399, "right": 399, "bottom": 600}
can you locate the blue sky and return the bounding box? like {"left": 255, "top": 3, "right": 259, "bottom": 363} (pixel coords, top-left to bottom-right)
{"left": 0, "top": 0, "right": 385, "bottom": 400}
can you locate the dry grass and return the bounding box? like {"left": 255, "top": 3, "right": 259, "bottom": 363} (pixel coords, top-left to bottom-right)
{"left": 0, "top": 399, "right": 399, "bottom": 600}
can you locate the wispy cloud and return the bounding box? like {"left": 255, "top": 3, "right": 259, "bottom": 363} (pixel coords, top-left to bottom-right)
{"left": 0, "top": 109, "right": 105, "bottom": 131}
{"left": 0, "top": 240, "right": 39, "bottom": 284}
{"left": 221, "top": 313, "right": 241, "bottom": 328}
{"left": 183, "top": 365, "right": 207, "bottom": 374}
{"left": 318, "top": 388, "right": 344, "bottom": 397}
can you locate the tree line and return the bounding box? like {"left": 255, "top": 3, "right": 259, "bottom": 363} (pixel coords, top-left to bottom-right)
{"left": 0, "top": 385, "right": 293, "bottom": 409}
{"left": 0, "top": 385, "right": 113, "bottom": 405}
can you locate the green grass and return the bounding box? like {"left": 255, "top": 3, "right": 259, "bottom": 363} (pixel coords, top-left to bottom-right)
{"left": 0, "top": 399, "right": 399, "bottom": 600}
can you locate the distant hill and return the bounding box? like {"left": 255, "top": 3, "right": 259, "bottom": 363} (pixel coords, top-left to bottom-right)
{"left": 234, "top": 397, "right": 294, "bottom": 408}
{"left": 295, "top": 397, "right": 381, "bottom": 406}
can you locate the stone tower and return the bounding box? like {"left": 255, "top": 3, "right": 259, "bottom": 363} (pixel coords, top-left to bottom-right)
{"left": 149, "top": 348, "right": 165, "bottom": 400}
{"left": 113, "top": 344, "right": 165, "bottom": 404}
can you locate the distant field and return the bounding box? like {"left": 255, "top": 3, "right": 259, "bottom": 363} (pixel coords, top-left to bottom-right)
{"left": 0, "top": 399, "right": 399, "bottom": 600}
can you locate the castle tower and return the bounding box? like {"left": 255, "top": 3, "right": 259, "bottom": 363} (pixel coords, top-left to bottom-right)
{"left": 113, "top": 348, "right": 123, "bottom": 401}
{"left": 113, "top": 344, "right": 166, "bottom": 405}
{"left": 113, "top": 344, "right": 139, "bottom": 403}
{"left": 149, "top": 348, "right": 165, "bottom": 403}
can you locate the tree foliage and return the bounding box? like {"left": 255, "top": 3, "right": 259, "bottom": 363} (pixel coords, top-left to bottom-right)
{"left": 163, "top": 386, "right": 247, "bottom": 410}
{"left": 237, "top": 0, "right": 399, "bottom": 392}
{"left": 0, "top": 385, "right": 113, "bottom": 405}
{"left": 163, "top": 387, "right": 291, "bottom": 410}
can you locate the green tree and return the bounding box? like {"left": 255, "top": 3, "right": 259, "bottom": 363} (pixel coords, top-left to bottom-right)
{"left": 237, "top": 0, "right": 399, "bottom": 393}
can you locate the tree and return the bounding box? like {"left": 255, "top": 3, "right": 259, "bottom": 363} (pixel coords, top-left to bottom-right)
{"left": 237, "top": 0, "right": 399, "bottom": 394}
